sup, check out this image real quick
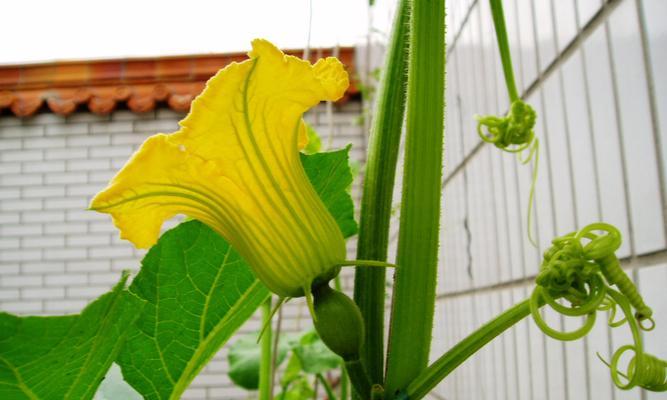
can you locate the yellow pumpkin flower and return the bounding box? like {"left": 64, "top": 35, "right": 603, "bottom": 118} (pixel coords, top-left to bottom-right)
{"left": 90, "top": 39, "right": 349, "bottom": 298}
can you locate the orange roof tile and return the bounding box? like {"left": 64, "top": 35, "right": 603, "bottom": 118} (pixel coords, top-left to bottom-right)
{"left": 0, "top": 48, "right": 358, "bottom": 117}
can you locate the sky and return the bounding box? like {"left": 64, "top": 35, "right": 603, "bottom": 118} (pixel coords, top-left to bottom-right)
{"left": 1, "top": 0, "right": 396, "bottom": 65}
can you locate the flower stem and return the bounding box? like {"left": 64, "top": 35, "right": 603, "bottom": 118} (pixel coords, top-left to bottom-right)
{"left": 317, "top": 373, "right": 338, "bottom": 400}
{"left": 258, "top": 297, "right": 273, "bottom": 400}
{"left": 353, "top": 0, "right": 410, "bottom": 386}
{"left": 404, "top": 299, "right": 534, "bottom": 399}
{"left": 384, "top": 0, "right": 445, "bottom": 396}
{"left": 489, "top": 0, "right": 519, "bottom": 102}
{"left": 345, "top": 359, "right": 373, "bottom": 399}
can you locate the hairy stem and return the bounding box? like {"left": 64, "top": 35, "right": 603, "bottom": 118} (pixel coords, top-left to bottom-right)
{"left": 353, "top": 0, "right": 411, "bottom": 386}
{"left": 489, "top": 0, "right": 519, "bottom": 101}
{"left": 384, "top": 0, "right": 446, "bottom": 397}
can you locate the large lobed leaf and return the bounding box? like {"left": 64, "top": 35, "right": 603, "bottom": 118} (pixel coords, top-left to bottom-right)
{"left": 0, "top": 273, "right": 144, "bottom": 400}
{"left": 117, "top": 148, "right": 357, "bottom": 399}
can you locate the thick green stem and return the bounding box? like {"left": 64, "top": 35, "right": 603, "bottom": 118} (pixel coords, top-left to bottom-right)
{"left": 353, "top": 0, "right": 410, "bottom": 386}
{"left": 489, "top": 0, "right": 519, "bottom": 101}
{"left": 258, "top": 298, "right": 273, "bottom": 400}
{"left": 404, "top": 299, "right": 535, "bottom": 399}
{"left": 384, "top": 0, "right": 445, "bottom": 397}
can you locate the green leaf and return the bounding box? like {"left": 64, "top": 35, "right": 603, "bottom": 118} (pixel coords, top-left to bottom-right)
{"left": 302, "top": 123, "right": 322, "bottom": 155}
{"left": 227, "top": 332, "right": 291, "bottom": 390}
{"left": 0, "top": 273, "right": 144, "bottom": 400}
{"left": 280, "top": 353, "right": 304, "bottom": 387}
{"left": 279, "top": 376, "right": 315, "bottom": 400}
{"left": 292, "top": 331, "right": 342, "bottom": 375}
{"left": 117, "top": 149, "right": 358, "bottom": 400}
{"left": 301, "top": 147, "right": 358, "bottom": 238}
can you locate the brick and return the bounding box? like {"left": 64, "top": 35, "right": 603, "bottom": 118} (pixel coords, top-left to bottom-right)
{"left": 0, "top": 224, "right": 42, "bottom": 236}
{"left": 0, "top": 163, "right": 21, "bottom": 174}
{"left": 89, "top": 145, "right": 133, "bottom": 158}
{"left": 1, "top": 301, "right": 43, "bottom": 314}
{"left": 22, "top": 160, "right": 66, "bottom": 173}
{"left": 1, "top": 149, "right": 43, "bottom": 162}
{"left": 66, "top": 184, "right": 103, "bottom": 197}
{"left": 0, "top": 199, "right": 41, "bottom": 211}
{"left": 0, "top": 289, "right": 20, "bottom": 301}
{"left": 89, "top": 246, "right": 133, "bottom": 259}
{"left": 45, "top": 122, "right": 88, "bottom": 136}
{"left": 66, "top": 209, "right": 107, "bottom": 222}
{"left": 0, "top": 238, "right": 20, "bottom": 249}
{"left": 0, "top": 188, "right": 20, "bottom": 199}
{"left": 44, "top": 248, "right": 87, "bottom": 260}
{"left": 23, "top": 236, "right": 65, "bottom": 248}
{"left": 156, "top": 109, "right": 185, "bottom": 120}
{"left": 133, "top": 119, "right": 178, "bottom": 132}
{"left": 45, "top": 273, "right": 87, "bottom": 286}
{"left": 23, "top": 137, "right": 67, "bottom": 149}
{"left": 67, "top": 158, "right": 110, "bottom": 171}
{"left": 66, "top": 286, "right": 108, "bottom": 298}
{"left": 0, "top": 173, "right": 43, "bottom": 186}
{"left": 66, "top": 234, "right": 110, "bottom": 247}
{"left": 0, "top": 249, "right": 41, "bottom": 262}
{"left": 111, "top": 158, "right": 130, "bottom": 169}
{"left": 21, "top": 261, "right": 65, "bottom": 274}
{"left": 23, "top": 113, "right": 66, "bottom": 125}
{"left": 181, "top": 388, "right": 207, "bottom": 399}
{"left": 22, "top": 186, "right": 66, "bottom": 198}
{"left": 0, "top": 213, "right": 20, "bottom": 224}
{"left": 45, "top": 197, "right": 88, "bottom": 210}
{"left": 22, "top": 287, "right": 65, "bottom": 300}
{"left": 111, "top": 110, "right": 155, "bottom": 121}
{"left": 0, "top": 264, "right": 20, "bottom": 275}
{"left": 111, "top": 258, "right": 139, "bottom": 271}
{"left": 90, "top": 121, "right": 133, "bottom": 134}
{"left": 45, "top": 299, "right": 89, "bottom": 313}
{"left": 0, "top": 139, "right": 21, "bottom": 150}
{"left": 111, "top": 132, "right": 150, "bottom": 145}
{"left": 45, "top": 172, "right": 87, "bottom": 185}
{"left": 44, "top": 222, "right": 87, "bottom": 234}
{"left": 0, "top": 116, "right": 22, "bottom": 127}
{"left": 2, "top": 275, "right": 44, "bottom": 287}
{"left": 89, "top": 273, "right": 120, "bottom": 285}
{"left": 45, "top": 147, "right": 88, "bottom": 160}
{"left": 88, "top": 171, "right": 114, "bottom": 183}
{"left": 0, "top": 125, "right": 44, "bottom": 138}
{"left": 89, "top": 222, "right": 117, "bottom": 234}
{"left": 22, "top": 211, "right": 65, "bottom": 223}
{"left": 67, "top": 260, "right": 110, "bottom": 272}
{"left": 66, "top": 135, "right": 109, "bottom": 147}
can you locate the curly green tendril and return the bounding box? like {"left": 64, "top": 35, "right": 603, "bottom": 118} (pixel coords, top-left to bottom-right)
{"left": 476, "top": 100, "right": 540, "bottom": 246}
{"left": 529, "top": 223, "right": 665, "bottom": 391}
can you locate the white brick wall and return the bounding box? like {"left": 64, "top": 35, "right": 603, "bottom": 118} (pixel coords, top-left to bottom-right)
{"left": 0, "top": 101, "right": 364, "bottom": 399}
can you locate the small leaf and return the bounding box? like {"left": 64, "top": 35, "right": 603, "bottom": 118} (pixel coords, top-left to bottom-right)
{"left": 292, "top": 331, "right": 342, "bottom": 375}
{"left": 227, "top": 332, "right": 291, "bottom": 390}
{"left": 301, "top": 147, "right": 358, "bottom": 238}
{"left": 0, "top": 273, "right": 144, "bottom": 400}
{"left": 278, "top": 376, "right": 315, "bottom": 400}
{"left": 302, "top": 123, "right": 322, "bottom": 155}
{"left": 280, "top": 353, "right": 304, "bottom": 387}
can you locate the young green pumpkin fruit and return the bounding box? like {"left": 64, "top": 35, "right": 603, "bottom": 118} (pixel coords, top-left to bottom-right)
{"left": 312, "top": 283, "right": 365, "bottom": 361}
